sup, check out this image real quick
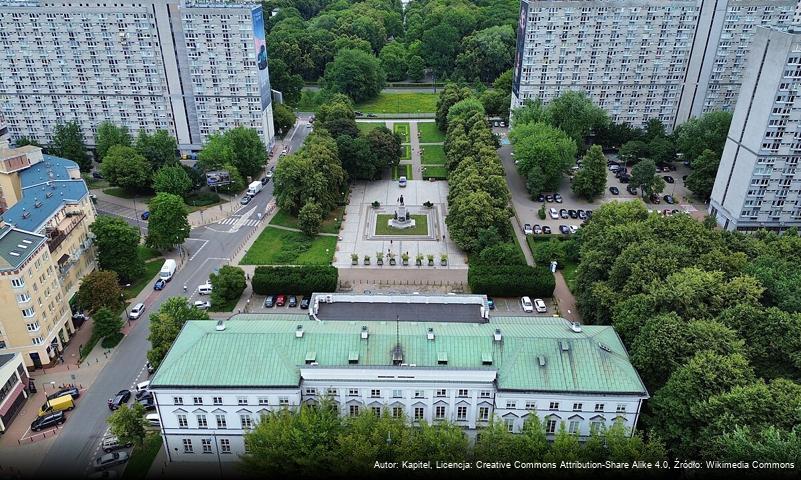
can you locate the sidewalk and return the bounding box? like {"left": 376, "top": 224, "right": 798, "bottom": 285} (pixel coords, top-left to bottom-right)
{"left": 553, "top": 270, "right": 581, "bottom": 323}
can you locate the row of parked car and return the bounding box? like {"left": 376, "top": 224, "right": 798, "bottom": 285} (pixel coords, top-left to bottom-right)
{"left": 264, "top": 294, "right": 311, "bottom": 309}
{"left": 30, "top": 385, "right": 81, "bottom": 432}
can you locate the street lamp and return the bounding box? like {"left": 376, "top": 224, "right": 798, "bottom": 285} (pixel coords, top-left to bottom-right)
{"left": 121, "top": 293, "right": 130, "bottom": 325}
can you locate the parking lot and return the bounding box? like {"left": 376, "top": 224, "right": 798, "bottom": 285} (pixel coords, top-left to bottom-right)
{"left": 489, "top": 297, "right": 557, "bottom": 315}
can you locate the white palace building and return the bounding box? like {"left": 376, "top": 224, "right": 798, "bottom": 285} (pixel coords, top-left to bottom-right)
{"left": 149, "top": 294, "right": 648, "bottom": 462}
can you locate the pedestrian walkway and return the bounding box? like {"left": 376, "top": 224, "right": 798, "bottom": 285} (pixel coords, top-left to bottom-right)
{"left": 217, "top": 217, "right": 259, "bottom": 227}
{"left": 553, "top": 270, "right": 581, "bottom": 323}
{"left": 510, "top": 218, "right": 535, "bottom": 266}
{"left": 408, "top": 121, "right": 423, "bottom": 180}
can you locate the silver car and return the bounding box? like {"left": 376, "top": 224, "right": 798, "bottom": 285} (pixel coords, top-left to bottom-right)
{"left": 128, "top": 303, "right": 145, "bottom": 320}
{"left": 94, "top": 451, "right": 129, "bottom": 471}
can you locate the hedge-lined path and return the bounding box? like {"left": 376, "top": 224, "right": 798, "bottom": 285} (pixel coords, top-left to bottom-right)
{"left": 553, "top": 270, "right": 581, "bottom": 323}
{"left": 268, "top": 223, "right": 339, "bottom": 237}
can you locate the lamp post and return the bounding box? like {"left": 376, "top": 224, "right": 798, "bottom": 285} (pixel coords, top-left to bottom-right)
{"left": 121, "top": 293, "right": 130, "bottom": 325}
{"left": 212, "top": 432, "right": 223, "bottom": 479}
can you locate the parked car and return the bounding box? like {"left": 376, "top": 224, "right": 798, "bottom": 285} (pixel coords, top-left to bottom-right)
{"left": 145, "top": 413, "right": 160, "bottom": 427}
{"left": 626, "top": 185, "right": 638, "bottom": 195}
{"left": 619, "top": 174, "right": 631, "bottom": 183}
{"left": 663, "top": 195, "right": 676, "bottom": 204}
{"left": 107, "top": 390, "right": 131, "bottom": 411}
{"left": 288, "top": 295, "right": 298, "bottom": 307}
{"left": 545, "top": 194, "right": 554, "bottom": 202}
{"left": 399, "top": 176, "right": 407, "bottom": 188}
{"left": 533, "top": 224, "right": 543, "bottom": 234}
{"left": 663, "top": 175, "right": 675, "bottom": 183}
{"left": 487, "top": 298, "right": 495, "bottom": 310}
{"left": 559, "top": 208, "right": 568, "bottom": 219}
{"left": 577, "top": 210, "right": 587, "bottom": 220}
{"left": 650, "top": 193, "right": 662, "bottom": 204}
{"left": 536, "top": 194, "right": 545, "bottom": 202}
{"left": 240, "top": 195, "right": 251, "bottom": 205}
{"left": 354, "top": 111, "right": 364, "bottom": 117}
{"left": 135, "top": 389, "right": 152, "bottom": 401}
{"left": 102, "top": 435, "right": 132, "bottom": 453}
{"left": 93, "top": 452, "right": 129, "bottom": 471}
{"left": 568, "top": 209, "right": 578, "bottom": 219}
{"left": 137, "top": 396, "right": 156, "bottom": 411}
{"left": 193, "top": 300, "right": 211, "bottom": 310}
{"left": 523, "top": 223, "right": 533, "bottom": 235}
{"left": 266, "top": 171, "right": 273, "bottom": 180}
{"left": 520, "top": 296, "right": 534, "bottom": 313}
{"left": 533, "top": 298, "right": 547, "bottom": 313}
{"left": 128, "top": 303, "right": 145, "bottom": 320}
{"left": 264, "top": 295, "right": 275, "bottom": 308}
{"left": 569, "top": 225, "right": 579, "bottom": 234}
{"left": 300, "top": 296, "right": 310, "bottom": 309}
{"left": 542, "top": 225, "right": 552, "bottom": 234}
{"left": 31, "top": 411, "right": 65, "bottom": 432}
{"left": 153, "top": 279, "right": 166, "bottom": 291}
{"left": 38, "top": 395, "right": 74, "bottom": 416}
{"left": 92, "top": 171, "right": 104, "bottom": 179}
{"left": 47, "top": 386, "right": 80, "bottom": 401}
{"left": 553, "top": 193, "right": 563, "bottom": 203}
{"left": 559, "top": 225, "right": 570, "bottom": 234}
{"left": 609, "top": 186, "right": 620, "bottom": 195}
{"left": 585, "top": 209, "right": 593, "bottom": 217}
{"left": 549, "top": 207, "right": 559, "bottom": 219}
{"left": 276, "top": 294, "right": 286, "bottom": 306}
{"left": 140, "top": 211, "right": 149, "bottom": 220}
{"left": 366, "top": 113, "right": 378, "bottom": 118}
{"left": 197, "top": 282, "right": 213, "bottom": 295}
{"left": 260, "top": 177, "right": 269, "bottom": 185}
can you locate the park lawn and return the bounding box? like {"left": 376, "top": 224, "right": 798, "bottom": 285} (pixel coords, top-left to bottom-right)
{"left": 103, "top": 187, "right": 154, "bottom": 203}
{"left": 297, "top": 90, "right": 323, "bottom": 111}
{"left": 421, "top": 145, "right": 446, "bottom": 165}
{"left": 422, "top": 165, "right": 448, "bottom": 179}
{"left": 375, "top": 214, "right": 429, "bottom": 235}
{"left": 355, "top": 93, "right": 437, "bottom": 114}
{"left": 392, "top": 164, "right": 412, "bottom": 180}
{"left": 402, "top": 145, "right": 411, "bottom": 160}
{"left": 418, "top": 122, "right": 446, "bottom": 143}
{"left": 562, "top": 259, "right": 579, "bottom": 292}
{"left": 393, "top": 123, "right": 411, "bottom": 143}
{"left": 137, "top": 246, "right": 163, "bottom": 262}
{"left": 269, "top": 206, "right": 344, "bottom": 234}
{"left": 356, "top": 122, "right": 385, "bottom": 134}
{"left": 240, "top": 227, "right": 336, "bottom": 265}
{"left": 121, "top": 433, "right": 162, "bottom": 480}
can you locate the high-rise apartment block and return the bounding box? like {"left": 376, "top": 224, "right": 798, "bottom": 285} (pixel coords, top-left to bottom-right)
{"left": 709, "top": 27, "right": 801, "bottom": 231}
{"left": 512, "top": 0, "right": 798, "bottom": 130}
{"left": 0, "top": 0, "right": 275, "bottom": 153}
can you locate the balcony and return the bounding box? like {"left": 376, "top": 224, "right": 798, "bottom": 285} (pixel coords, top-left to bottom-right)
{"left": 46, "top": 212, "right": 85, "bottom": 253}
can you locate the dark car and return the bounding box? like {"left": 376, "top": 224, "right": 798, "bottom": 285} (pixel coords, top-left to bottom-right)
{"left": 619, "top": 174, "right": 631, "bottom": 183}
{"left": 366, "top": 113, "right": 378, "bottom": 118}
{"left": 354, "top": 111, "right": 364, "bottom": 117}
{"left": 682, "top": 175, "right": 688, "bottom": 181}
{"left": 47, "top": 386, "right": 80, "bottom": 401}
{"left": 31, "top": 411, "right": 65, "bottom": 432}
{"left": 300, "top": 296, "right": 310, "bottom": 309}
{"left": 542, "top": 225, "right": 552, "bottom": 234}
{"left": 276, "top": 294, "right": 286, "bottom": 307}
{"left": 135, "top": 389, "right": 152, "bottom": 401}
{"left": 553, "top": 193, "right": 563, "bottom": 203}
{"left": 559, "top": 225, "right": 570, "bottom": 235}
{"left": 568, "top": 209, "right": 578, "bottom": 219}
{"left": 663, "top": 175, "right": 675, "bottom": 183}
{"left": 663, "top": 195, "right": 676, "bottom": 204}
{"left": 264, "top": 295, "right": 275, "bottom": 308}
{"left": 108, "top": 390, "right": 131, "bottom": 411}
{"left": 559, "top": 208, "right": 568, "bottom": 219}
{"left": 94, "top": 452, "right": 129, "bottom": 471}
{"left": 585, "top": 209, "right": 593, "bottom": 217}
{"left": 626, "top": 185, "right": 638, "bottom": 195}
{"left": 545, "top": 194, "right": 554, "bottom": 202}
{"left": 536, "top": 194, "right": 545, "bottom": 202}
{"left": 137, "top": 396, "right": 156, "bottom": 411}
{"left": 140, "top": 211, "right": 149, "bottom": 220}
{"left": 92, "top": 171, "right": 104, "bottom": 179}
{"left": 650, "top": 193, "right": 662, "bottom": 204}
{"left": 609, "top": 186, "right": 620, "bottom": 195}
{"left": 577, "top": 210, "right": 586, "bottom": 220}
{"left": 288, "top": 295, "right": 298, "bottom": 307}
{"left": 261, "top": 177, "right": 269, "bottom": 185}
{"left": 153, "top": 278, "right": 166, "bottom": 291}
{"left": 240, "top": 195, "right": 252, "bottom": 205}
{"left": 487, "top": 298, "right": 495, "bottom": 310}
{"left": 615, "top": 168, "right": 627, "bottom": 178}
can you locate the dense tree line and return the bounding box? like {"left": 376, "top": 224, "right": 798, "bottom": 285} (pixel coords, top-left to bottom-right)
{"left": 573, "top": 201, "right": 801, "bottom": 461}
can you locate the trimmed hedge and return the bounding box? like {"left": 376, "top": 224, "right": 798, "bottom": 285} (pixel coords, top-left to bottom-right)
{"left": 252, "top": 266, "right": 338, "bottom": 296}
{"left": 468, "top": 265, "right": 555, "bottom": 298}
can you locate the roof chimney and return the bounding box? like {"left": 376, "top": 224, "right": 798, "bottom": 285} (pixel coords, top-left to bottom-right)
{"left": 215, "top": 320, "right": 225, "bottom": 331}
{"left": 570, "top": 322, "right": 582, "bottom": 333}
{"left": 493, "top": 328, "right": 502, "bottom": 342}
{"left": 426, "top": 327, "right": 434, "bottom": 341}
{"left": 360, "top": 325, "right": 368, "bottom": 339}
{"left": 295, "top": 324, "right": 304, "bottom": 338}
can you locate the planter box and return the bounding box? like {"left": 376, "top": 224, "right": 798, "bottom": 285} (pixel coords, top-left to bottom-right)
{"left": 351, "top": 260, "right": 358, "bottom": 265}
{"left": 416, "top": 260, "right": 423, "bottom": 266}
{"left": 389, "top": 258, "right": 396, "bottom": 265}
{"left": 402, "top": 259, "right": 409, "bottom": 266}
{"left": 441, "top": 260, "right": 448, "bottom": 266}
{"left": 377, "top": 259, "right": 384, "bottom": 266}
{"left": 428, "top": 260, "right": 434, "bottom": 266}
{"left": 364, "top": 259, "right": 371, "bottom": 265}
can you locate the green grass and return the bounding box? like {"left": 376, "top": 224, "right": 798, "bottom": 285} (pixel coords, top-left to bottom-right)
{"left": 354, "top": 93, "right": 437, "bottom": 114}
{"left": 418, "top": 122, "right": 446, "bottom": 143}
{"left": 123, "top": 260, "right": 163, "bottom": 300}
{"left": 562, "top": 259, "right": 579, "bottom": 292}
{"left": 137, "top": 246, "right": 163, "bottom": 262}
{"left": 422, "top": 165, "right": 448, "bottom": 179}
{"left": 101, "top": 332, "right": 124, "bottom": 349}
{"left": 209, "top": 297, "right": 238, "bottom": 312}
{"left": 121, "top": 433, "right": 162, "bottom": 480}
{"left": 356, "top": 122, "right": 385, "bottom": 134}
{"left": 402, "top": 145, "right": 411, "bottom": 161}
{"left": 393, "top": 123, "right": 410, "bottom": 143}
{"left": 392, "top": 164, "right": 412, "bottom": 180}
{"left": 240, "top": 227, "right": 336, "bottom": 265}
{"left": 375, "top": 214, "right": 429, "bottom": 235}
{"left": 269, "top": 206, "right": 344, "bottom": 234}
{"left": 83, "top": 174, "right": 109, "bottom": 189}
{"left": 421, "top": 145, "right": 446, "bottom": 165}
{"left": 297, "top": 90, "right": 323, "bottom": 111}
{"left": 103, "top": 188, "right": 154, "bottom": 202}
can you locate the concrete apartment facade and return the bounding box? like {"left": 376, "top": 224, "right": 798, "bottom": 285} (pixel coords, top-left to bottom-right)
{"left": 709, "top": 27, "right": 801, "bottom": 231}
{"left": 511, "top": 0, "right": 798, "bottom": 130}
{"left": 0, "top": 0, "right": 275, "bottom": 154}
{"left": 150, "top": 302, "right": 648, "bottom": 462}
{"left": 0, "top": 352, "right": 31, "bottom": 434}
{"left": 0, "top": 145, "right": 96, "bottom": 368}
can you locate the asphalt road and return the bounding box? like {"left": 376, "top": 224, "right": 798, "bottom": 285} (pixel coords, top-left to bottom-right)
{"left": 35, "top": 120, "right": 311, "bottom": 477}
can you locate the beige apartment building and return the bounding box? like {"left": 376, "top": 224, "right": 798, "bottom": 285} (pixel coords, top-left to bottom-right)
{"left": 0, "top": 144, "right": 96, "bottom": 368}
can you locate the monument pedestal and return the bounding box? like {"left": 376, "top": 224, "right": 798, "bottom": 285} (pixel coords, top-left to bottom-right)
{"left": 388, "top": 205, "right": 416, "bottom": 229}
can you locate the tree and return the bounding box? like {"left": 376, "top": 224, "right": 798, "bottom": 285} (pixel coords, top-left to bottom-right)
{"left": 152, "top": 165, "right": 192, "bottom": 197}
{"left": 95, "top": 121, "right": 132, "bottom": 162}
{"left": 446, "top": 189, "right": 509, "bottom": 252}
{"left": 324, "top": 118, "right": 360, "bottom": 139}
{"left": 618, "top": 140, "right": 649, "bottom": 164}
{"left": 15, "top": 136, "right": 44, "bottom": 149}
{"left": 100, "top": 145, "right": 152, "bottom": 192}
{"left": 337, "top": 135, "right": 377, "bottom": 180}
{"left": 453, "top": 25, "right": 516, "bottom": 83}
{"left": 51, "top": 120, "right": 91, "bottom": 172}
{"left": 146, "top": 297, "right": 209, "bottom": 368}
{"left": 545, "top": 91, "right": 608, "bottom": 150}
{"left": 366, "top": 126, "right": 402, "bottom": 168}
{"left": 648, "top": 136, "right": 676, "bottom": 164}
{"left": 90, "top": 215, "right": 144, "bottom": 283}
{"left": 217, "top": 162, "right": 245, "bottom": 195}
{"left": 316, "top": 94, "right": 354, "bottom": 125}
{"left": 273, "top": 103, "right": 297, "bottom": 136}
{"left": 630, "top": 159, "right": 659, "bottom": 196}
{"left": 209, "top": 266, "right": 246, "bottom": 308}
{"left": 509, "top": 122, "right": 577, "bottom": 193}
{"left": 407, "top": 55, "right": 425, "bottom": 81}
{"left": 675, "top": 110, "right": 732, "bottom": 163}
{"left": 435, "top": 84, "right": 474, "bottom": 131}
{"left": 268, "top": 57, "right": 304, "bottom": 105}
{"left": 77, "top": 270, "right": 123, "bottom": 314}
{"left": 531, "top": 239, "right": 567, "bottom": 266}
{"left": 685, "top": 149, "right": 720, "bottom": 200}
{"left": 134, "top": 130, "right": 178, "bottom": 170}
{"left": 571, "top": 145, "right": 607, "bottom": 200}
{"left": 107, "top": 403, "right": 148, "bottom": 448}
{"left": 594, "top": 122, "right": 644, "bottom": 150}
{"left": 145, "top": 193, "right": 190, "bottom": 250}
{"left": 91, "top": 307, "right": 123, "bottom": 342}
{"left": 323, "top": 49, "right": 386, "bottom": 103}
{"left": 298, "top": 200, "right": 324, "bottom": 236}
{"left": 512, "top": 98, "right": 550, "bottom": 126}
{"left": 379, "top": 41, "right": 408, "bottom": 81}
{"left": 716, "top": 426, "right": 801, "bottom": 463}
{"left": 198, "top": 128, "right": 266, "bottom": 180}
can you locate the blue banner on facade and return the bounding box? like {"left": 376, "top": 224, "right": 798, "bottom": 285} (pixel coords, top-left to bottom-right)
{"left": 252, "top": 6, "right": 271, "bottom": 111}
{"left": 512, "top": 0, "right": 529, "bottom": 98}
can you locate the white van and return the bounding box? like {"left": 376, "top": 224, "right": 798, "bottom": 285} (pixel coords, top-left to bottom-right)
{"left": 136, "top": 380, "right": 150, "bottom": 392}
{"left": 145, "top": 413, "right": 160, "bottom": 427}
{"left": 159, "top": 259, "right": 176, "bottom": 282}
{"left": 197, "top": 282, "right": 213, "bottom": 295}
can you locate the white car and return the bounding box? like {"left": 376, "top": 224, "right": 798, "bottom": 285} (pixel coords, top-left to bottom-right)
{"left": 399, "top": 176, "right": 407, "bottom": 187}
{"left": 549, "top": 207, "right": 559, "bottom": 219}
{"left": 523, "top": 223, "right": 533, "bottom": 235}
{"left": 521, "top": 296, "right": 534, "bottom": 313}
{"left": 534, "top": 298, "right": 547, "bottom": 313}
{"left": 128, "top": 303, "right": 145, "bottom": 320}
{"left": 569, "top": 225, "right": 579, "bottom": 234}
{"left": 193, "top": 300, "right": 211, "bottom": 310}
{"left": 265, "top": 171, "right": 274, "bottom": 179}
{"left": 197, "top": 282, "right": 212, "bottom": 295}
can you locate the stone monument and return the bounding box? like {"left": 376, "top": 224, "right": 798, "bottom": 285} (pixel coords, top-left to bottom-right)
{"left": 388, "top": 195, "right": 416, "bottom": 229}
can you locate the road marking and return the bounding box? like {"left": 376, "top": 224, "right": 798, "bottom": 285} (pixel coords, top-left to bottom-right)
{"left": 188, "top": 240, "right": 209, "bottom": 261}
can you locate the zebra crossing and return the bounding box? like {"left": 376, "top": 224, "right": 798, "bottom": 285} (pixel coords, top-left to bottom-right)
{"left": 218, "top": 216, "right": 259, "bottom": 227}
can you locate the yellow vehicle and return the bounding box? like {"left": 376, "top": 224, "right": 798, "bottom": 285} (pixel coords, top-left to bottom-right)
{"left": 38, "top": 394, "right": 75, "bottom": 417}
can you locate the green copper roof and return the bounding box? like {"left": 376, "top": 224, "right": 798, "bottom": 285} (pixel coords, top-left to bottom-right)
{"left": 151, "top": 315, "right": 647, "bottom": 395}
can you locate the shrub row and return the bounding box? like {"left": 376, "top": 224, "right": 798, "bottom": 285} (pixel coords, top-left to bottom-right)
{"left": 468, "top": 265, "right": 555, "bottom": 298}
{"left": 252, "top": 266, "right": 338, "bottom": 296}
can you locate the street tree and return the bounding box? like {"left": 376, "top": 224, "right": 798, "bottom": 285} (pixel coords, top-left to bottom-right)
{"left": 675, "top": 110, "right": 732, "bottom": 162}
{"left": 545, "top": 91, "right": 608, "bottom": 150}
{"left": 145, "top": 193, "right": 190, "bottom": 250}
{"left": 407, "top": 55, "right": 425, "bottom": 81}
{"left": 648, "top": 136, "right": 676, "bottom": 165}
{"left": 90, "top": 215, "right": 144, "bottom": 283}
{"left": 134, "top": 130, "right": 178, "bottom": 170}
{"left": 107, "top": 403, "right": 148, "bottom": 448}
{"left": 366, "top": 126, "right": 402, "bottom": 168}
{"left": 379, "top": 41, "right": 408, "bottom": 81}
{"left": 152, "top": 165, "right": 193, "bottom": 197}
{"left": 51, "top": 120, "right": 91, "bottom": 172}
{"left": 209, "top": 266, "right": 246, "bottom": 308}
{"left": 100, "top": 145, "right": 152, "bottom": 192}
{"left": 95, "top": 121, "right": 132, "bottom": 162}
{"left": 91, "top": 307, "right": 123, "bottom": 342}
{"left": 509, "top": 122, "right": 576, "bottom": 192}
{"left": 316, "top": 94, "right": 354, "bottom": 125}
{"left": 324, "top": 117, "right": 360, "bottom": 139}
{"left": 446, "top": 189, "right": 509, "bottom": 253}
{"left": 298, "top": 199, "right": 324, "bottom": 236}
{"left": 511, "top": 98, "right": 550, "bottom": 126}
{"left": 336, "top": 135, "right": 376, "bottom": 179}
{"left": 272, "top": 103, "right": 297, "bottom": 136}
{"left": 146, "top": 297, "right": 209, "bottom": 368}
{"left": 322, "top": 49, "right": 386, "bottom": 103}
{"left": 618, "top": 140, "right": 649, "bottom": 164}
{"left": 77, "top": 270, "right": 123, "bottom": 314}
{"left": 685, "top": 149, "right": 720, "bottom": 200}
{"left": 571, "top": 145, "right": 607, "bottom": 200}
{"left": 274, "top": 131, "right": 345, "bottom": 214}
{"left": 435, "top": 84, "right": 474, "bottom": 131}
{"left": 197, "top": 127, "right": 266, "bottom": 179}
{"left": 630, "top": 159, "right": 659, "bottom": 196}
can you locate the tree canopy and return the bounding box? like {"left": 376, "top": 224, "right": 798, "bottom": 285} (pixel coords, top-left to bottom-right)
{"left": 51, "top": 120, "right": 91, "bottom": 172}
{"left": 100, "top": 145, "right": 152, "bottom": 192}
{"left": 145, "top": 193, "right": 190, "bottom": 250}
{"left": 90, "top": 215, "right": 144, "bottom": 283}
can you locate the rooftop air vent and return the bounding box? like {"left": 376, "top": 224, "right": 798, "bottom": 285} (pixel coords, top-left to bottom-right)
{"left": 598, "top": 342, "right": 612, "bottom": 353}
{"left": 426, "top": 327, "right": 434, "bottom": 341}
{"left": 482, "top": 352, "right": 493, "bottom": 365}
{"left": 34, "top": 199, "right": 42, "bottom": 208}
{"left": 560, "top": 341, "right": 570, "bottom": 352}
{"left": 46, "top": 192, "right": 53, "bottom": 198}
{"left": 348, "top": 351, "right": 359, "bottom": 364}
{"left": 360, "top": 325, "right": 368, "bottom": 339}
{"left": 16, "top": 244, "right": 27, "bottom": 249}
{"left": 392, "top": 345, "right": 403, "bottom": 365}
{"left": 9, "top": 251, "right": 19, "bottom": 257}
{"left": 493, "top": 328, "right": 502, "bottom": 342}
{"left": 22, "top": 211, "right": 31, "bottom": 219}
{"left": 570, "top": 322, "right": 582, "bottom": 333}
{"left": 537, "top": 355, "right": 547, "bottom": 367}
{"left": 22, "top": 240, "right": 32, "bottom": 244}
{"left": 296, "top": 325, "right": 304, "bottom": 338}
{"left": 215, "top": 320, "right": 225, "bottom": 331}
{"left": 305, "top": 352, "right": 316, "bottom": 364}
{"left": 437, "top": 352, "right": 447, "bottom": 365}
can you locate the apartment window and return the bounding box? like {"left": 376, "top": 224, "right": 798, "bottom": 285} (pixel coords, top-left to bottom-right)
{"left": 370, "top": 389, "right": 381, "bottom": 398}
{"left": 348, "top": 388, "right": 359, "bottom": 397}
{"left": 371, "top": 407, "right": 381, "bottom": 416}
{"left": 392, "top": 407, "right": 403, "bottom": 418}
{"left": 213, "top": 397, "right": 222, "bottom": 405}
{"left": 32, "top": 337, "right": 44, "bottom": 345}
{"left": 591, "top": 420, "right": 603, "bottom": 433}
{"left": 304, "top": 388, "right": 316, "bottom": 396}
{"left": 182, "top": 438, "right": 193, "bottom": 453}
{"left": 237, "top": 397, "right": 248, "bottom": 405}
{"left": 22, "top": 307, "right": 35, "bottom": 318}
{"left": 193, "top": 397, "right": 203, "bottom": 405}
{"left": 546, "top": 419, "right": 558, "bottom": 434}
{"left": 457, "top": 406, "right": 467, "bottom": 421}
{"left": 414, "top": 390, "right": 425, "bottom": 399}
{"left": 177, "top": 414, "right": 188, "bottom": 428}
{"left": 392, "top": 389, "right": 402, "bottom": 398}
{"left": 26, "top": 322, "right": 40, "bottom": 332}
{"left": 505, "top": 401, "right": 516, "bottom": 409}
{"left": 616, "top": 404, "right": 627, "bottom": 413}
{"left": 349, "top": 405, "right": 359, "bottom": 416}
{"left": 220, "top": 438, "right": 231, "bottom": 454}
{"left": 549, "top": 402, "right": 559, "bottom": 410}
{"left": 478, "top": 406, "right": 490, "bottom": 421}
{"left": 573, "top": 403, "right": 583, "bottom": 412}
{"left": 479, "top": 390, "right": 491, "bottom": 399}
{"left": 525, "top": 401, "right": 536, "bottom": 410}
{"left": 457, "top": 389, "right": 468, "bottom": 398}
{"left": 435, "top": 389, "right": 446, "bottom": 398}
{"left": 569, "top": 421, "right": 580, "bottom": 434}
{"left": 435, "top": 405, "right": 446, "bottom": 419}
{"left": 279, "top": 397, "right": 289, "bottom": 406}
{"left": 11, "top": 278, "right": 24, "bottom": 288}
{"left": 201, "top": 438, "right": 212, "bottom": 454}
{"left": 326, "top": 388, "right": 337, "bottom": 396}
{"left": 258, "top": 397, "right": 269, "bottom": 405}
{"left": 505, "top": 418, "right": 515, "bottom": 432}
{"left": 240, "top": 414, "right": 253, "bottom": 429}
{"left": 197, "top": 414, "right": 207, "bottom": 428}
{"left": 414, "top": 407, "right": 424, "bottom": 420}
{"left": 215, "top": 414, "right": 227, "bottom": 429}
{"left": 594, "top": 403, "right": 605, "bottom": 412}
{"left": 16, "top": 293, "right": 30, "bottom": 303}
{"left": 174, "top": 397, "right": 184, "bottom": 405}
